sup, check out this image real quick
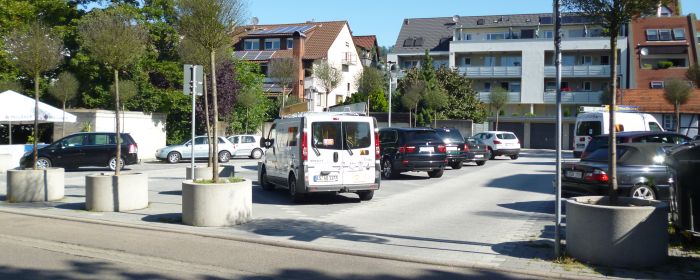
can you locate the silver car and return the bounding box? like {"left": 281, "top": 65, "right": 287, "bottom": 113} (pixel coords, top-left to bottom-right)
{"left": 227, "top": 134, "right": 264, "bottom": 159}
{"left": 156, "top": 136, "right": 236, "bottom": 163}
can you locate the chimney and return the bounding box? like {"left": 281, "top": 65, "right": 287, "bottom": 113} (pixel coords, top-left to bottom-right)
{"left": 292, "top": 31, "right": 306, "bottom": 100}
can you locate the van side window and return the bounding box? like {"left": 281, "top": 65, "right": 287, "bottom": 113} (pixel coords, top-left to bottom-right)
{"left": 312, "top": 122, "right": 342, "bottom": 150}
{"left": 648, "top": 122, "right": 662, "bottom": 132}
{"left": 287, "top": 127, "right": 299, "bottom": 146}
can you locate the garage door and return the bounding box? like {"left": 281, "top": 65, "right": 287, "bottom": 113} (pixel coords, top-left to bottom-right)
{"left": 530, "top": 123, "right": 556, "bottom": 149}
{"left": 497, "top": 122, "right": 525, "bottom": 144}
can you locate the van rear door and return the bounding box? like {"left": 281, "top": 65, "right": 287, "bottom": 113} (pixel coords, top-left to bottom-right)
{"left": 308, "top": 120, "right": 344, "bottom": 188}
{"left": 340, "top": 120, "right": 376, "bottom": 186}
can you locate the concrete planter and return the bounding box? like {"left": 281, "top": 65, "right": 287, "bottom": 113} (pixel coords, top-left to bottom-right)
{"left": 85, "top": 173, "right": 148, "bottom": 212}
{"left": 566, "top": 196, "right": 669, "bottom": 268}
{"left": 182, "top": 179, "right": 252, "bottom": 227}
{"left": 6, "top": 168, "right": 64, "bottom": 202}
{"left": 185, "top": 165, "right": 235, "bottom": 180}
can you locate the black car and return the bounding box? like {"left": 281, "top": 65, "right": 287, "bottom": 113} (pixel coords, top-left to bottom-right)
{"left": 434, "top": 128, "right": 467, "bottom": 169}
{"left": 20, "top": 132, "right": 139, "bottom": 171}
{"left": 464, "top": 137, "right": 489, "bottom": 166}
{"left": 379, "top": 128, "right": 447, "bottom": 179}
{"left": 563, "top": 143, "right": 672, "bottom": 201}
{"left": 581, "top": 131, "right": 691, "bottom": 159}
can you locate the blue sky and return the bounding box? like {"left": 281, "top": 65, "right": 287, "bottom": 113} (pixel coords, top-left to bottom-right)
{"left": 249, "top": 0, "right": 700, "bottom": 47}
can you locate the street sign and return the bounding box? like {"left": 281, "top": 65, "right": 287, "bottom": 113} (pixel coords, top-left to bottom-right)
{"left": 183, "top": 64, "right": 204, "bottom": 96}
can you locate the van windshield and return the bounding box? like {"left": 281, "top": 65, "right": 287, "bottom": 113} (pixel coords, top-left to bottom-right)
{"left": 577, "top": 121, "right": 602, "bottom": 136}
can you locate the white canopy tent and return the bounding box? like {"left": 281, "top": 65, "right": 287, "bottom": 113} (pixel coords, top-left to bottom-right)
{"left": 0, "top": 90, "right": 77, "bottom": 144}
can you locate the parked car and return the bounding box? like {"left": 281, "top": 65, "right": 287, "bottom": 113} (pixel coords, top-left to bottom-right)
{"left": 227, "top": 134, "right": 264, "bottom": 159}
{"left": 580, "top": 131, "right": 691, "bottom": 159}
{"left": 379, "top": 128, "right": 447, "bottom": 179}
{"left": 434, "top": 128, "right": 467, "bottom": 169}
{"left": 258, "top": 113, "right": 380, "bottom": 202}
{"left": 473, "top": 131, "right": 520, "bottom": 160}
{"left": 20, "top": 132, "right": 139, "bottom": 171}
{"left": 562, "top": 143, "right": 673, "bottom": 201}
{"left": 464, "top": 137, "right": 489, "bottom": 166}
{"left": 156, "top": 136, "right": 235, "bottom": 163}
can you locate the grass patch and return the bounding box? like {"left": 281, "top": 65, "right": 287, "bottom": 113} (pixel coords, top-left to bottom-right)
{"left": 554, "top": 255, "right": 589, "bottom": 271}
{"left": 193, "top": 177, "right": 245, "bottom": 184}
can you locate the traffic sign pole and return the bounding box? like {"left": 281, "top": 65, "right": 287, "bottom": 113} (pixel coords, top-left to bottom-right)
{"left": 190, "top": 65, "right": 196, "bottom": 180}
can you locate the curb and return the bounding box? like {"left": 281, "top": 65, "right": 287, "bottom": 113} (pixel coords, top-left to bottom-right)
{"left": 0, "top": 207, "right": 588, "bottom": 280}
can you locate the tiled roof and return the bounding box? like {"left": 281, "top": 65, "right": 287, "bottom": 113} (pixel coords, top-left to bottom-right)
{"left": 353, "top": 35, "right": 377, "bottom": 51}
{"left": 233, "top": 21, "right": 347, "bottom": 60}
{"left": 620, "top": 89, "right": 700, "bottom": 113}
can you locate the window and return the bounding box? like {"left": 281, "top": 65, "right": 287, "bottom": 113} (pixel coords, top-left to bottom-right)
{"left": 542, "top": 30, "right": 554, "bottom": 39}
{"left": 194, "top": 137, "right": 207, "bottom": 145}
{"left": 673, "top": 28, "right": 686, "bottom": 40}
{"left": 286, "top": 38, "right": 294, "bottom": 49}
{"left": 218, "top": 138, "right": 226, "bottom": 144}
{"left": 663, "top": 114, "right": 677, "bottom": 130}
{"left": 463, "top": 58, "right": 471, "bottom": 66}
{"left": 312, "top": 122, "right": 341, "bottom": 150}
{"left": 569, "top": 29, "right": 585, "bottom": 38}
{"left": 336, "top": 94, "right": 344, "bottom": 104}
{"left": 600, "top": 55, "right": 610, "bottom": 65}
{"left": 501, "top": 56, "right": 521, "bottom": 66}
{"left": 347, "top": 83, "right": 350, "bottom": 92}
{"left": 380, "top": 130, "right": 398, "bottom": 144}
{"left": 62, "top": 135, "right": 84, "bottom": 147}
{"left": 402, "top": 38, "right": 414, "bottom": 47}
{"left": 243, "top": 136, "right": 256, "bottom": 143}
{"left": 500, "top": 82, "right": 510, "bottom": 91}
{"left": 244, "top": 39, "right": 259, "bottom": 50}
{"left": 264, "top": 38, "right": 280, "bottom": 50}
{"left": 287, "top": 127, "right": 298, "bottom": 146}
{"left": 459, "top": 32, "right": 472, "bottom": 41}
{"left": 509, "top": 82, "right": 521, "bottom": 92}
{"left": 496, "top": 133, "right": 517, "bottom": 140}
{"left": 583, "top": 81, "right": 592, "bottom": 91}
{"left": 562, "top": 56, "right": 576, "bottom": 66}
{"left": 658, "top": 29, "right": 672, "bottom": 41}
{"left": 561, "top": 81, "right": 570, "bottom": 90}
{"left": 484, "top": 56, "right": 496, "bottom": 66}
{"left": 483, "top": 82, "right": 491, "bottom": 91}
{"left": 316, "top": 93, "right": 322, "bottom": 106}
{"left": 87, "top": 134, "right": 110, "bottom": 145}
{"left": 402, "top": 60, "right": 418, "bottom": 69}
{"left": 413, "top": 37, "right": 423, "bottom": 47}
{"left": 342, "top": 64, "right": 349, "bottom": 72}
{"left": 343, "top": 122, "right": 371, "bottom": 149}
{"left": 648, "top": 122, "right": 663, "bottom": 132}
{"left": 545, "top": 81, "right": 556, "bottom": 91}
{"left": 520, "top": 29, "right": 535, "bottom": 39}
{"left": 581, "top": 55, "right": 593, "bottom": 65}
{"left": 646, "top": 29, "right": 659, "bottom": 41}
{"left": 486, "top": 32, "right": 509, "bottom": 40}
{"left": 230, "top": 136, "right": 239, "bottom": 144}
{"left": 577, "top": 121, "right": 602, "bottom": 136}
{"left": 659, "top": 6, "right": 672, "bottom": 17}
{"left": 650, "top": 81, "right": 664, "bottom": 89}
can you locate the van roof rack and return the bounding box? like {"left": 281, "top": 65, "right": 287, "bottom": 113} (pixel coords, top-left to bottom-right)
{"left": 579, "top": 105, "right": 640, "bottom": 113}
{"left": 281, "top": 111, "right": 365, "bottom": 118}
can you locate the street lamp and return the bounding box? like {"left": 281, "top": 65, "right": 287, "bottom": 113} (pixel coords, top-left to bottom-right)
{"left": 384, "top": 61, "right": 397, "bottom": 127}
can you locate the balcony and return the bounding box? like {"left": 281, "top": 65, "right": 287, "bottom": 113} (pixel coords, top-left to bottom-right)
{"left": 342, "top": 52, "right": 357, "bottom": 65}
{"left": 544, "top": 65, "right": 612, "bottom": 77}
{"left": 459, "top": 66, "right": 521, "bottom": 77}
{"left": 479, "top": 91, "right": 521, "bottom": 103}
{"left": 543, "top": 90, "right": 602, "bottom": 104}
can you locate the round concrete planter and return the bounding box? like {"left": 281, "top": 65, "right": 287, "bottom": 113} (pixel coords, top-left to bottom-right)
{"left": 185, "top": 165, "right": 235, "bottom": 180}
{"left": 85, "top": 173, "right": 149, "bottom": 212}
{"left": 566, "top": 196, "right": 669, "bottom": 268}
{"left": 182, "top": 179, "right": 252, "bottom": 227}
{"left": 6, "top": 168, "right": 64, "bottom": 202}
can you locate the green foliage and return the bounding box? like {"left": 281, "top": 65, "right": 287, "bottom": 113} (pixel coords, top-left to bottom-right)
{"left": 657, "top": 61, "right": 673, "bottom": 69}
{"left": 110, "top": 80, "right": 138, "bottom": 105}
{"left": 686, "top": 64, "right": 700, "bottom": 88}
{"left": 435, "top": 67, "right": 487, "bottom": 123}
{"left": 0, "top": 79, "right": 23, "bottom": 93}
{"left": 351, "top": 66, "right": 387, "bottom": 112}
{"left": 228, "top": 60, "right": 270, "bottom": 134}
{"left": 49, "top": 72, "right": 79, "bottom": 107}
{"left": 664, "top": 78, "right": 693, "bottom": 105}
{"left": 314, "top": 59, "right": 342, "bottom": 108}
{"left": 489, "top": 87, "right": 508, "bottom": 114}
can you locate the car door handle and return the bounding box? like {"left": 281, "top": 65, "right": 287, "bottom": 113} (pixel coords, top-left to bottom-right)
{"left": 333, "top": 152, "right": 339, "bottom": 163}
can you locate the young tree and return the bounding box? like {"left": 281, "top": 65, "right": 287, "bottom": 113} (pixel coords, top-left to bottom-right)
{"left": 268, "top": 57, "right": 297, "bottom": 112}
{"left": 401, "top": 80, "right": 425, "bottom": 127}
{"left": 110, "top": 80, "right": 137, "bottom": 133}
{"left": 354, "top": 66, "right": 388, "bottom": 112}
{"left": 49, "top": 72, "right": 79, "bottom": 137}
{"left": 687, "top": 64, "right": 700, "bottom": 88}
{"left": 4, "top": 22, "right": 64, "bottom": 169}
{"left": 79, "top": 6, "right": 148, "bottom": 175}
{"left": 663, "top": 78, "right": 693, "bottom": 132}
{"left": 313, "top": 60, "right": 343, "bottom": 110}
{"left": 424, "top": 89, "right": 448, "bottom": 127}
{"left": 177, "top": 0, "right": 245, "bottom": 181}
{"left": 489, "top": 87, "right": 508, "bottom": 131}
{"left": 564, "top": 0, "right": 664, "bottom": 202}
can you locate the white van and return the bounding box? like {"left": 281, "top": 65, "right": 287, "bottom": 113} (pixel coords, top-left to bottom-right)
{"left": 258, "top": 112, "right": 380, "bottom": 202}
{"left": 573, "top": 110, "right": 663, "bottom": 158}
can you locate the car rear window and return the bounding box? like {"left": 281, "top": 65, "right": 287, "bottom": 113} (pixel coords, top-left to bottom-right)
{"left": 496, "top": 133, "right": 517, "bottom": 140}
{"left": 577, "top": 121, "right": 602, "bottom": 136}
{"left": 312, "top": 122, "right": 342, "bottom": 150}
{"left": 584, "top": 146, "right": 629, "bottom": 162}
{"left": 466, "top": 138, "right": 484, "bottom": 145}
{"left": 343, "top": 122, "right": 371, "bottom": 149}
{"left": 435, "top": 129, "right": 464, "bottom": 142}
{"left": 405, "top": 130, "right": 441, "bottom": 142}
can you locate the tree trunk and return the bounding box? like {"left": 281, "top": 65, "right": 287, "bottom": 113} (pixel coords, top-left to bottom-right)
{"left": 204, "top": 73, "right": 213, "bottom": 167}
{"left": 114, "top": 69, "right": 121, "bottom": 176}
{"left": 210, "top": 50, "right": 219, "bottom": 182}
{"left": 32, "top": 72, "right": 39, "bottom": 170}
{"left": 608, "top": 31, "right": 619, "bottom": 203}
{"left": 675, "top": 101, "right": 681, "bottom": 132}
{"left": 245, "top": 107, "right": 249, "bottom": 134}
{"left": 408, "top": 108, "right": 412, "bottom": 128}
{"left": 279, "top": 86, "right": 287, "bottom": 116}
{"left": 61, "top": 101, "right": 66, "bottom": 138}
{"left": 495, "top": 109, "right": 500, "bottom": 131}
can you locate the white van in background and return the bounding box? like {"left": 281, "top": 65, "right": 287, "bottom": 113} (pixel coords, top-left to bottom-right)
{"left": 258, "top": 112, "right": 380, "bottom": 202}
{"left": 573, "top": 107, "right": 663, "bottom": 158}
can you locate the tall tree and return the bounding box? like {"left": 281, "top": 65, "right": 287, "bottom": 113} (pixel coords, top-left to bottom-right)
{"left": 663, "top": 78, "right": 693, "bottom": 133}
{"left": 564, "top": 0, "right": 665, "bottom": 202}
{"left": 353, "top": 66, "right": 388, "bottom": 112}
{"left": 267, "top": 57, "right": 297, "bottom": 112}
{"left": 687, "top": 64, "right": 700, "bottom": 88}
{"left": 177, "top": 0, "right": 245, "bottom": 181}
{"left": 489, "top": 87, "right": 508, "bottom": 131}
{"left": 435, "top": 67, "right": 487, "bottom": 123}
{"left": 78, "top": 5, "right": 148, "bottom": 175}
{"left": 49, "top": 72, "right": 79, "bottom": 137}
{"left": 4, "top": 22, "right": 64, "bottom": 169}
{"left": 229, "top": 60, "right": 268, "bottom": 134}
{"left": 314, "top": 60, "right": 343, "bottom": 110}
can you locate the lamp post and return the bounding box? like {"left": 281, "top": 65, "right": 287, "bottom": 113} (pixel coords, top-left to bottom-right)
{"left": 553, "top": 0, "right": 563, "bottom": 258}
{"left": 385, "top": 61, "right": 397, "bottom": 127}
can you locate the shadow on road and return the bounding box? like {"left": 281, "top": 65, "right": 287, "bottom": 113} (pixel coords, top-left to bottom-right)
{"left": 241, "top": 165, "right": 257, "bottom": 171}
{"left": 251, "top": 184, "right": 362, "bottom": 206}
{"left": 0, "top": 261, "right": 228, "bottom": 280}
{"left": 497, "top": 201, "right": 554, "bottom": 215}
{"left": 55, "top": 202, "right": 85, "bottom": 210}
{"left": 486, "top": 174, "right": 553, "bottom": 195}
{"left": 141, "top": 213, "right": 182, "bottom": 224}
{"left": 511, "top": 162, "right": 554, "bottom": 166}
{"left": 239, "top": 268, "right": 534, "bottom": 280}
{"left": 158, "top": 190, "right": 182, "bottom": 196}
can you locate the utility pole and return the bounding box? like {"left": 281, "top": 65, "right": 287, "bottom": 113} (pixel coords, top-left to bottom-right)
{"left": 553, "top": 0, "right": 563, "bottom": 258}
{"left": 386, "top": 61, "right": 395, "bottom": 127}
{"left": 184, "top": 64, "right": 203, "bottom": 180}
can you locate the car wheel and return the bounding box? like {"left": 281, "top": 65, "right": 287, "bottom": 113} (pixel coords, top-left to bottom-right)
{"left": 382, "top": 160, "right": 397, "bottom": 179}
{"left": 288, "top": 175, "right": 303, "bottom": 203}
{"left": 358, "top": 190, "right": 374, "bottom": 201}
{"left": 476, "top": 161, "right": 486, "bottom": 166}
{"left": 35, "top": 157, "right": 52, "bottom": 169}
{"left": 167, "top": 152, "right": 181, "bottom": 164}
{"left": 510, "top": 154, "right": 519, "bottom": 160}
{"left": 108, "top": 157, "right": 125, "bottom": 171}
{"left": 259, "top": 167, "right": 275, "bottom": 191}
{"left": 251, "top": 148, "right": 263, "bottom": 159}
{"left": 488, "top": 148, "right": 495, "bottom": 160}
{"left": 450, "top": 162, "right": 463, "bottom": 170}
{"left": 631, "top": 184, "right": 656, "bottom": 200}
{"left": 428, "top": 168, "right": 444, "bottom": 178}
{"left": 218, "top": 151, "right": 231, "bottom": 163}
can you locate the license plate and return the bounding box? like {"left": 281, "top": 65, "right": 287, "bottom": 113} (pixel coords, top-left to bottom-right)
{"left": 420, "top": 147, "right": 433, "bottom": 153}
{"left": 474, "top": 154, "right": 483, "bottom": 158}
{"left": 314, "top": 174, "right": 338, "bottom": 182}
{"left": 446, "top": 147, "right": 458, "bottom": 151}
{"left": 565, "top": 171, "right": 582, "bottom": 179}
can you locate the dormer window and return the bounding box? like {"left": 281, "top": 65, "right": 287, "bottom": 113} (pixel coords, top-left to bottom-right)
{"left": 286, "top": 38, "right": 294, "bottom": 49}
{"left": 244, "top": 39, "right": 260, "bottom": 50}
{"left": 264, "top": 38, "right": 280, "bottom": 50}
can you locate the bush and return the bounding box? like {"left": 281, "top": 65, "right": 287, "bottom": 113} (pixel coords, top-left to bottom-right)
{"left": 642, "top": 64, "right": 653, "bottom": 69}
{"left": 657, "top": 61, "right": 674, "bottom": 69}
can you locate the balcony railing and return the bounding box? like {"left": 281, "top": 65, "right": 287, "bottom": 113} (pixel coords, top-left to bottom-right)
{"left": 342, "top": 52, "right": 357, "bottom": 65}
{"left": 479, "top": 91, "right": 521, "bottom": 103}
{"left": 544, "top": 65, "right": 612, "bottom": 77}
{"left": 543, "top": 90, "right": 602, "bottom": 104}
{"left": 459, "top": 66, "right": 522, "bottom": 77}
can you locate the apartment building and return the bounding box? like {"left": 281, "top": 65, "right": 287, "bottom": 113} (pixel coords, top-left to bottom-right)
{"left": 388, "top": 14, "right": 628, "bottom": 149}
{"left": 232, "top": 21, "right": 363, "bottom": 112}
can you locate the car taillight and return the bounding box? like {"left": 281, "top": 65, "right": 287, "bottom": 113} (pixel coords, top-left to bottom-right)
{"left": 438, "top": 145, "right": 446, "bottom": 153}
{"left": 128, "top": 144, "right": 137, "bottom": 154}
{"left": 584, "top": 169, "right": 608, "bottom": 183}
{"left": 301, "top": 132, "right": 308, "bottom": 161}
{"left": 579, "top": 137, "right": 586, "bottom": 141}
{"left": 463, "top": 144, "right": 470, "bottom": 152}
{"left": 374, "top": 132, "right": 380, "bottom": 160}
{"left": 493, "top": 140, "right": 502, "bottom": 144}
{"left": 399, "top": 145, "right": 416, "bottom": 153}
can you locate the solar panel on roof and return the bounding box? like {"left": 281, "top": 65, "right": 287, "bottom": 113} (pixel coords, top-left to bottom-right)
{"left": 248, "top": 25, "right": 314, "bottom": 35}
